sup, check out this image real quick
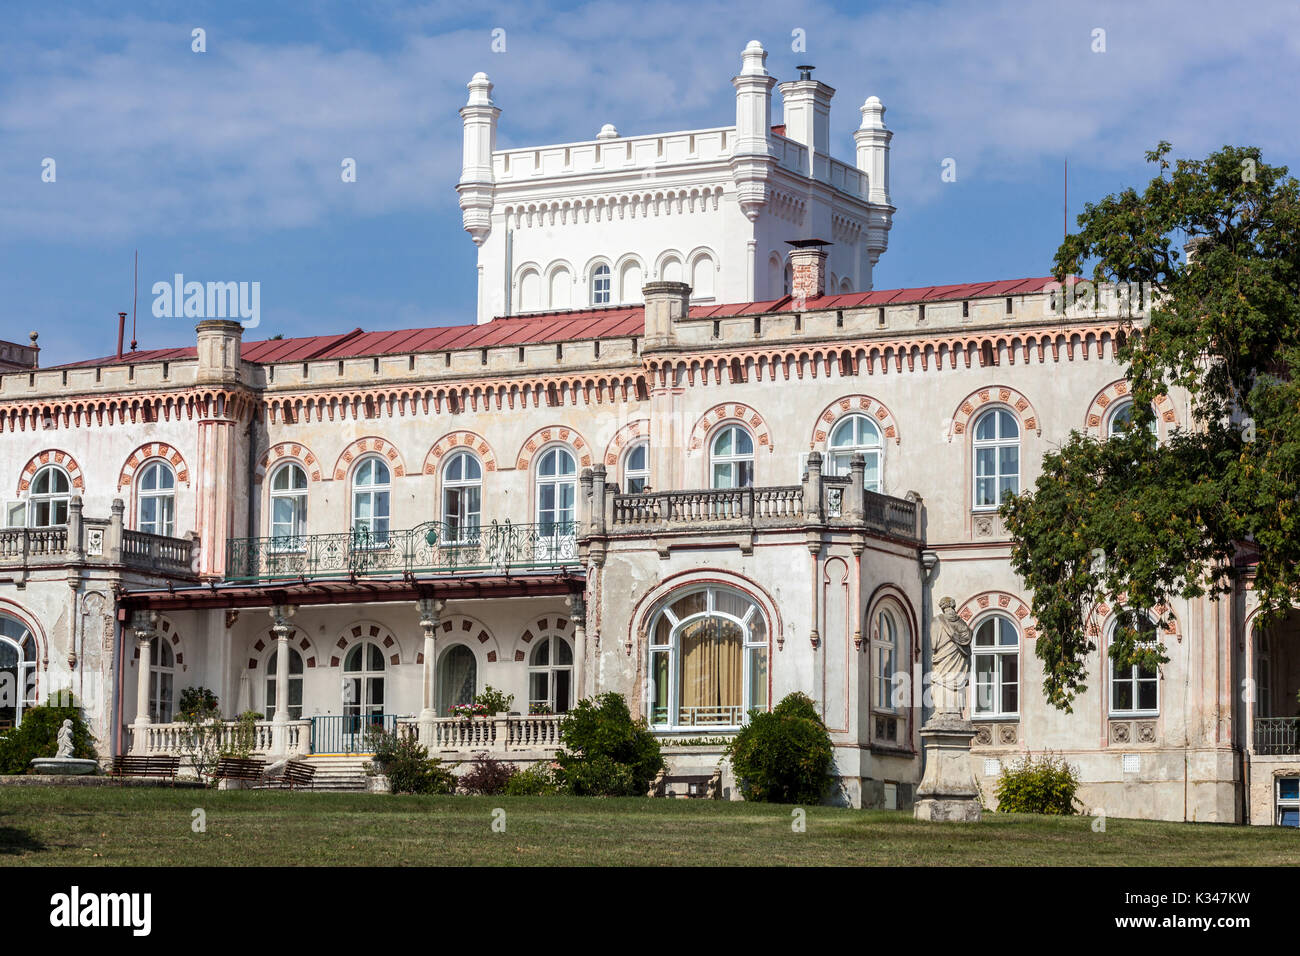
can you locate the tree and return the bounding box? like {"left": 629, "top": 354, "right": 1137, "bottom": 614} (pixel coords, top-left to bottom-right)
{"left": 1002, "top": 143, "right": 1300, "bottom": 711}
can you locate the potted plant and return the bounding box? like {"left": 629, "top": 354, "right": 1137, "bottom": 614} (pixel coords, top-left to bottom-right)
{"left": 475, "top": 686, "right": 515, "bottom": 718}
{"left": 449, "top": 702, "right": 489, "bottom": 720}
{"left": 529, "top": 702, "right": 553, "bottom": 716}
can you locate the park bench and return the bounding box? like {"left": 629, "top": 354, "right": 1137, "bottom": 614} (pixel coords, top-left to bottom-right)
{"left": 257, "top": 759, "right": 317, "bottom": 791}
{"left": 108, "top": 755, "right": 181, "bottom": 783}
{"left": 650, "top": 772, "right": 718, "bottom": 799}
{"left": 213, "top": 756, "right": 267, "bottom": 786}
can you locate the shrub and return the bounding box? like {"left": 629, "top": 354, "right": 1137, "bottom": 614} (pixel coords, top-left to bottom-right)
{"left": 504, "top": 762, "right": 567, "bottom": 796}
{"left": 367, "top": 727, "right": 456, "bottom": 795}
{"left": 474, "top": 686, "right": 515, "bottom": 715}
{"left": 0, "top": 696, "right": 98, "bottom": 774}
{"left": 178, "top": 711, "right": 226, "bottom": 783}
{"left": 458, "top": 751, "right": 518, "bottom": 795}
{"left": 221, "top": 711, "right": 261, "bottom": 760}
{"left": 994, "top": 752, "right": 1082, "bottom": 815}
{"left": 726, "top": 692, "right": 833, "bottom": 804}
{"left": 555, "top": 693, "right": 664, "bottom": 796}
{"left": 177, "top": 687, "right": 219, "bottom": 719}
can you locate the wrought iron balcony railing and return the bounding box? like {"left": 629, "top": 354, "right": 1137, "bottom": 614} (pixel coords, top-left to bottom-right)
{"left": 1254, "top": 716, "right": 1300, "bottom": 755}
{"left": 225, "top": 520, "right": 579, "bottom": 583}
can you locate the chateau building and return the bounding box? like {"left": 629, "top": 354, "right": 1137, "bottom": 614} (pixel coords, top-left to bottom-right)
{"left": 0, "top": 42, "right": 1291, "bottom": 824}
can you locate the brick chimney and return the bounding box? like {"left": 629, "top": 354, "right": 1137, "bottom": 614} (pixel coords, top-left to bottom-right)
{"left": 787, "top": 239, "right": 832, "bottom": 303}
{"left": 642, "top": 281, "right": 692, "bottom": 349}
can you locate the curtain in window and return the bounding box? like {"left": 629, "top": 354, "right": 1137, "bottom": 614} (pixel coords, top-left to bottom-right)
{"left": 438, "top": 646, "right": 477, "bottom": 713}
{"left": 677, "top": 617, "right": 743, "bottom": 725}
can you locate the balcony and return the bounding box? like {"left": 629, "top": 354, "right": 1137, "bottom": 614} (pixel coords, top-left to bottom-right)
{"left": 0, "top": 497, "right": 198, "bottom": 582}
{"left": 1254, "top": 717, "right": 1300, "bottom": 755}
{"left": 225, "top": 520, "right": 579, "bottom": 584}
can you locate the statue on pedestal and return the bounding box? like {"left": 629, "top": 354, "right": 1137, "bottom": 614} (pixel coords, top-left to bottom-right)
{"left": 56, "top": 719, "right": 75, "bottom": 759}
{"left": 931, "top": 597, "right": 972, "bottom": 716}
{"left": 914, "top": 595, "right": 982, "bottom": 822}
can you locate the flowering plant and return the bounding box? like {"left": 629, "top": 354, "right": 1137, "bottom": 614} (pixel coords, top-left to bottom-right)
{"left": 529, "top": 703, "right": 553, "bottom": 715}
{"left": 448, "top": 702, "right": 489, "bottom": 719}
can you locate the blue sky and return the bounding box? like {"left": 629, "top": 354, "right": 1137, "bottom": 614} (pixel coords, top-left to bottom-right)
{"left": 2, "top": 0, "right": 1297, "bottom": 366}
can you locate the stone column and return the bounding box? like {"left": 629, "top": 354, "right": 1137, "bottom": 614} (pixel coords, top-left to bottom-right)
{"left": 131, "top": 611, "right": 157, "bottom": 755}
{"left": 844, "top": 453, "right": 865, "bottom": 521}
{"left": 269, "top": 604, "right": 296, "bottom": 756}
{"left": 417, "top": 597, "right": 444, "bottom": 747}
{"left": 568, "top": 592, "right": 588, "bottom": 705}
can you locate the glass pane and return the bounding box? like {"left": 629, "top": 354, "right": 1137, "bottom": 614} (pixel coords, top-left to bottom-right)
{"left": 999, "top": 446, "right": 1019, "bottom": 478}
{"left": 975, "top": 447, "right": 996, "bottom": 477}
{"left": 975, "top": 620, "right": 995, "bottom": 646}
{"left": 554, "top": 670, "right": 571, "bottom": 712}
{"left": 1113, "top": 675, "right": 1133, "bottom": 712}
{"left": 628, "top": 444, "right": 646, "bottom": 470}
{"left": 999, "top": 619, "right": 1019, "bottom": 646}
{"left": 344, "top": 645, "right": 361, "bottom": 672}
{"left": 529, "top": 671, "right": 549, "bottom": 707}
{"left": 748, "top": 645, "right": 767, "bottom": 713}
{"left": 650, "top": 650, "right": 669, "bottom": 725}
{"left": 532, "top": 639, "right": 550, "bottom": 666}
{"left": 713, "top": 428, "right": 733, "bottom": 457}
{"left": 556, "top": 638, "right": 573, "bottom": 665}
{"left": 975, "top": 413, "right": 997, "bottom": 441}
{"left": 734, "top": 429, "right": 754, "bottom": 456}
{"left": 712, "top": 463, "right": 731, "bottom": 489}
{"left": 1279, "top": 778, "right": 1300, "bottom": 800}
{"left": 669, "top": 591, "right": 707, "bottom": 621}
{"left": 737, "top": 461, "right": 753, "bottom": 488}
{"left": 677, "top": 616, "right": 743, "bottom": 726}
{"left": 368, "top": 643, "right": 385, "bottom": 670}
{"left": 1138, "top": 677, "right": 1157, "bottom": 711}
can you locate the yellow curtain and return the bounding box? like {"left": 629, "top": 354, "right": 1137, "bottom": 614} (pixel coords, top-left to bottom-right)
{"left": 678, "top": 618, "right": 742, "bottom": 723}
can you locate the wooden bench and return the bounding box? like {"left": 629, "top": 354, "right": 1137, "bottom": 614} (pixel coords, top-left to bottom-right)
{"left": 257, "top": 759, "right": 316, "bottom": 790}
{"left": 108, "top": 755, "right": 181, "bottom": 783}
{"left": 213, "top": 757, "right": 267, "bottom": 785}
{"left": 651, "top": 772, "right": 717, "bottom": 799}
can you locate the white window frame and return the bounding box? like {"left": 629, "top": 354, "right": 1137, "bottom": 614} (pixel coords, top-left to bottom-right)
{"left": 136, "top": 460, "right": 176, "bottom": 537}
{"left": 972, "top": 408, "right": 1019, "bottom": 510}
{"left": 1276, "top": 777, "right": 1300, "bottom": 827}
{"left": 436, "top": 643, "right": 478, "bottom": 715}
{"left": 872, "top": 607, "right": 899, "bottom": 713}
{"left": 149, "top": 639, "right": 175, "bottom": 723}
{"left": 342, "top": 641, "right": 386, "bottom": 717}
{"left": 351, "top": 456, "right": 391, "bottom": 546}
{"left": 827, "top": 413, "right": 883, "bottom": 492}
{"left": 710, "top": 425, "right": 754, "bottom": 489}
{"left": 535, "top": 446, "right": 577, "bottom": 533}
{"left": 972, "top": 613, "right": 1020, "bottom": 719}
{"left": 623, "top": 441, "right": 649, "bottom": 493}
{"left": 28, "top": 465, "right": 71, "bottom": 527}
{"left": 648, "top": 586, "right": 768, "bottom": 732}
{"left": 1107, "top": 615, "right": 1160, "bottom": 717}
{"left": 269, "top": 463, "right": 308, "bottom": 548}
{"left": 1106, "top": 398, "right": 1159, "bottom": 440}
{"left": 591, "top": 264, "right": 612, "bottom": 305}
{"left": 528, "top": 634, "right": 574, "bottom": 714}
{"left": 441, "top": 451, "right": 483, "bottom": 544}
{"left": 265, "top": 646, "right": 305, "bottom": 720}
{"left": 0, "top": 615, "right": 38, "bottom": 728}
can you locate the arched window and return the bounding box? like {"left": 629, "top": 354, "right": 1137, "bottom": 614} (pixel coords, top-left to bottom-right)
{"left": 270, "top": 463, "right": 308, "bottom": 546}
{"left": 266, "top": 647, "right": 304, "bottom": 720}
{"left": 624, "top": 441, "right": 649, "bottom": 493}
{"left": 29, "top": 466, "right": 70, "bottom": 527}
{"left": 1107, "top": 399, "right": 1159, "bottom": 439}
{"left": 535, "top": 447, "right": 576, "bottom": 533}
{"left": 351, "top": 457, "right": 391, "bottom": 545}
{"left": 0, "top": 614, "right": 38, "bottom": 728}
{"left": 872, "top": 607, "right": 899, "bottom": 713}
{"left": 1108, "top": 613, "right": 1160, "bottom": 716}
{"left": 150, "top": 640, "right": 175, "bottom": 723}
{"left": 648, "top": 586, "right": 768, "bottom": 729}
{"left": 343, "top": 642, "right": 386, "bottom": 718}
{"left": 528, "top": 634, "right": 574, "bottom": 714}
{"left": 136, "top": 461, "right": 176, "bottom": 536}
{"left": 591, "top": 264, "right": 612, "bottom": 305}
{"left": 442, "top": 451, "right": 482, "bottom": 543}
{"left": 710, "top": 425, "right": 754, "bottom": 489}
{"left": 972, "top": 409, "right": 1019, "bottom": 509}
{"left": 437, "top": 645, "right": 477, "bottom": 715}
{"left": 828, "top": 414, "right": 883, "bottom": 491}
{"left": 972, "top": 614, "right": 1019, "bottom": 718}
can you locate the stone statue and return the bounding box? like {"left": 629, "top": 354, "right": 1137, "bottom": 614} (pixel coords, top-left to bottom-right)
{"left": 931, "top": 596, "right": 972, "bottom": 715}
{"left": 56, "top": 719, "right": 75, "bottom": 759}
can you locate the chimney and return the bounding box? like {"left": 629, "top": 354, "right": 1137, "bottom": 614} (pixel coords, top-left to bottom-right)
{"left": 777, "top": 64, "right": 835, "bottom": 176}
{"left": 195, "top": 319, "right": 243, "bottom": 383}
{"left": 642, "top": 281, "right": 692, "bottom": 349}
{"left": 786, "top": 239, "right": 832, "bottom": 303}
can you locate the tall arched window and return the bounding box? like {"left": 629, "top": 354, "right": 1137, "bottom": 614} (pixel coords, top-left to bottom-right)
{"left": 972, "top": 614, "right": 1019, "bottom": 718}
{"left": 352, "top": 457, "right": 391, "bottom": 544}
{"left": 528, "top": 634, "right": 574, "bottom": 714}
{"left": 648, "top": 586, "right": 768, "bottom": 730}
{"left": 972, "top": 409, "right": 1019, "bottom": 509}
{"left": 872, "top": 608, "right": 898, "bottom": 713}
{"left": 710, "top": 425, "right": 754, "bottom": 489}
{"left": 828, "top": 414, "right": 883, "bottom": 491}
{"left": 0, "top": 614, "right": 38, "bottom": 728}
{"left": 29, "top": 466, "right": 70, "bottom": 527}
{"left": 270, "top": 463, "right": 308, "bottom": 545}
{"left": 343, "top": 642, "right": 386, "bottom": 717}
{"left": 442, "top": 451, "right": 482, "bottom": 543}
{"left": 591, "top": 264, "right": 611, "bottom": 305}
{"left": 1108, "top": 613, "right": 1160, "bottom": 716}
{"left": 150, "top": 640, "right": 175, "bottom": 723}
{"left": 136, "top": 461, "right": 176, "bottom": 536}
{"left": 438, "top": 645, "right": 477, "bottom": 715}
{"left": 536, "top": 447, "right": 576, "bottom": 533}
{"left": 624, "top": 441, "right": 649, "bottom": 493}
{"left": 266, "top": 647, "right": 304, "bottom": 720}
{"left": 1107, "top": 399, "right": 1159, "bottom": 439}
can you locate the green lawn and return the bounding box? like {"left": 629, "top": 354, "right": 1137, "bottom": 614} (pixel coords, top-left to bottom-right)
{"left": 1, "top": 787, "right": 1296, "bottom": 866}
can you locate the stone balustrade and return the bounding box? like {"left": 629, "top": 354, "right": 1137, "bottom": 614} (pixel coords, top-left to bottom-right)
{"left": 127, "top": 719, "right": 311, "bottom": 757}
{"left": 397, "top": 714, "right": 563, "bottom": 754}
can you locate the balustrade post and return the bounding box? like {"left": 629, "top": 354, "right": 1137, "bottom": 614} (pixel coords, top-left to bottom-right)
{"left": 804, "top": 452, "right": 824, "bottom": 521}
{"left": 417, "top": 597, "right": 444, "bottom": 748}
{"left": 845, "top": 454, "right": 865, "bottom": 521}
{"left": 590, "top": 466, "right": 607, "bottom": 536}
{"left": 130, "top": 610, "right": 157, "bottom": 754}
{"left": 109, "top": 498, "right": 125, "bottom": 564}
{"left": 579, "top": 469, "right": 594, "bottom": 535}
{"left": 269, "top": 604, "right": 296, "bottom": 756}
{"left": 68, "top": 495, "right": 84, "bottom": 560}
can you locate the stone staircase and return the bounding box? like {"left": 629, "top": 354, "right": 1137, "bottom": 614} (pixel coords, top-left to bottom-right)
{"left": 302, "top": 754, "right": 373, "bottom": 792}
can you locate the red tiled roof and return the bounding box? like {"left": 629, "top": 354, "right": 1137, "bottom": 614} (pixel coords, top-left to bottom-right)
{"left": 49, "top": 276, "right": 1067, "bottom": 370}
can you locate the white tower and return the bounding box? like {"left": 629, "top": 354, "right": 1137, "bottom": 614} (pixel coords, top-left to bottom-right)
{"left": 729, "top": 40, "right": 777, "bottom": 225}
{"left": 854, "top": 95, "right": 893, "bottom": 276}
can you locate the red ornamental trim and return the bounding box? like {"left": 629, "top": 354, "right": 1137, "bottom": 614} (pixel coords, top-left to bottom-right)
{"left": 117, "top": 442, "right": 192, "bottom": 491}
{"left": 957, "top": 591, "right": 1033, "bottom": 629}
{"left": 1084, "top": 379, "right": 1178, "bottom": 436}
{"left": 687, "top": 403, "right": 773, "bottom": 453}
{"left": 603, "top": 419, "right": 650, "bottom": 467}
{"left": 809, "top": 394, "right": 901, "bottom": 447}
{"left": 948, "top": 386, "right": 1039, "bottom": 441}
{"left": 330, "top": 437, "right": 406, "bottom": 481}
{"left": 423, "top": 431, "right": 497, "bottom": 475}
{"left": 16, "top": 449, "right": 85, "bottom": 495}
{"left": 253, "top": 442, "right": 323, "bottom": 485}
{"left": 514, "top": 425, "right": 593, "bottom": 471}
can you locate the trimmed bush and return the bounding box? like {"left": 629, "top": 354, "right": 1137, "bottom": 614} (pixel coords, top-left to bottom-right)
{"left": 458, "top": 751, "right": 518, "bottom": 795}
{"left": 0, "top": 697, "right": 98, "bottom": 774}
{"left": 994, "top": 752, "right": 1082, "bottom": 815}
{"left": 726, "top": 692, "right": 833, "bottom": 804}
{"left": 503, "top": 762, "right": 567, "bottom": 796}
{"left": 555, "top": 693, "right": 664, "bottom": 796}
